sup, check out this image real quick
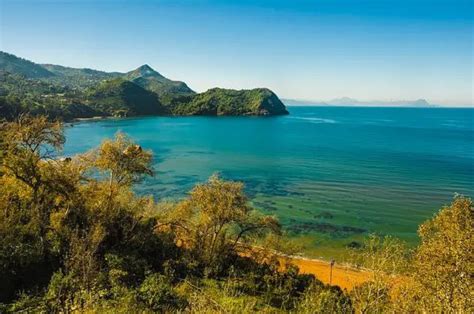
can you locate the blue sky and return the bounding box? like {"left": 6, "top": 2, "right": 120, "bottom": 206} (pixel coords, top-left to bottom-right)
{"left": 1, "top": 0, "right": 472, "bottom": 105}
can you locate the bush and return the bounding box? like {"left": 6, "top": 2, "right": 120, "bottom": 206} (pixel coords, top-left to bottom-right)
{"left": 137, "top": 273, "right": 187, "bottom": 311}
{"left": 298, "top": 283, "right": 353, "bottom": 314}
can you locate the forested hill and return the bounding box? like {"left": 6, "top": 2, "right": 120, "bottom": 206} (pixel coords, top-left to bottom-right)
{"left": 0, "top": 51, "right": 288, "bottom": 120}
{"left": 124, "top": 64, "right": 195, "bottom": 97}
{"left": 170, "top": 87, "right": 289, "bottom": 116}
{"left": 0, "top": 51, "right": 55, "bottom": 78}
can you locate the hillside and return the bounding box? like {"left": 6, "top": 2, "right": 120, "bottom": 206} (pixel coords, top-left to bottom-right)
{"left": 0, "top": 71, "right": 99, "bottom": 120}
{"left": 172, "top": 87, "right": 289, "bottom": 116}
{"left": 125, "top": 64, "right": 194, "bottom": 97}
{"left": 86, "top": 78, "right": 165, "bottom": 116}
{"left": 41, "top": 64, "right": 121, "bottom": 88}
{"left": 0, "top": 51, "right": 289, "bottom": 119}
{"left": 0, "top": 51, "right": 54, "bottom": 78}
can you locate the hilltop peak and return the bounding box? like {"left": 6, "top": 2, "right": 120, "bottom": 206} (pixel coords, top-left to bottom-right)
{"left": 137, "top": 64, "right": 153, "bottom": 71}
{"left": 131, "top": 64, "right": 163, "bottom": 78}
{"left": 124, "top": 63, "right": 194, "bottom": 96}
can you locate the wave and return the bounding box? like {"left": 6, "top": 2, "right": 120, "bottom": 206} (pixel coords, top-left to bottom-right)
{"left": 289, "top": 116, "right": 337, "bottom": 124}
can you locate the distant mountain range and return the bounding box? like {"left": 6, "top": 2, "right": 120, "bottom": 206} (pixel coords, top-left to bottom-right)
{"left": 0, "top": 51, "right": 288, "bottom": 120}
{"left": 283, "top": 97, "right": 436, "bottom": 107}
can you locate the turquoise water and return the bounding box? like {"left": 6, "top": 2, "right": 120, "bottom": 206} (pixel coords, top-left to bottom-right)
{"left": 63, "top": 107, "right": 474, "bottom": 256}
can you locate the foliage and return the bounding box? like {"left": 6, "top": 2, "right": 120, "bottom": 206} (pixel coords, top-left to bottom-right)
{"left": 297, "top": 283, "right": 353, "bottom": 314}
{"left": 347, "top": 196, "right": 473, "bottom": 313}
{"left": 0, "top": 115, "right": 471, "bottom": 313}
{"left": 349, "top": 234, "right": 410, "bottom": 275}
{"left": 0, "top": 71, "right": 98, "bottom": 121}
{"left": 136, "top": 273, "right": 187, "bottom": 311}
{"left": 393, "top": 195, "right": 474, "bottom": 312}
{"left": 87, "top": 132, "right": 154, "bottom": 185}
{"left": 85, "top": 78, "right": 165, "bottom": 117}
{"left": 157, "top": 173, "right": 281, "bottom": 275}
{"left": 0, "top": 116, "right": 332, "bottom": 313}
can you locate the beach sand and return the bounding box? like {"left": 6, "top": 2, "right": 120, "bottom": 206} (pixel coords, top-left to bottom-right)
{"left": 288, "top": 256, "right": 370, "bottom": 290}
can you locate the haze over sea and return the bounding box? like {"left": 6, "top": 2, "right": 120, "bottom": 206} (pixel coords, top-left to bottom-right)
{"left": 64, "top": 106, "right": 474, "bottom": 258}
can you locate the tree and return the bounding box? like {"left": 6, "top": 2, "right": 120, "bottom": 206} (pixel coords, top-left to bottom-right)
{"left": 0, "top": 116, "right": 66, "bottom": 302}
{"left": 157, "top": 174, "right": 280, "bottom": 275}
{"left": 362, "top": 196, "right": 474, "bottom": 313}
{"left": 0, "top": 115, "right": 64, "bottom": 196}
{"left": 0, "top": 117, "right": 160, "bottom": 307}
{"left": 87, "top": 132, "right": 153, "bottom": 187}
{"left": 408, "top": 195, "right": 473, "bottom": 312}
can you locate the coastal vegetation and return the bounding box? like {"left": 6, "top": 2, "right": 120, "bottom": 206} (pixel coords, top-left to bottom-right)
{"left": 0, "top": 52, "right": 288, "bottom": 120}
{"left": 0, "top": 116, "right": 471, "bottom": 313}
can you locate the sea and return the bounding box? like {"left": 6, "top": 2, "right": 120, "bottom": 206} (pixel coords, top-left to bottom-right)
{"left": 63, "top": 106, "right": 474, "bottom": 259}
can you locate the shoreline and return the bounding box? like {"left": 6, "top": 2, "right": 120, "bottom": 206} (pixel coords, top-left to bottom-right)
{"left": 70, "top": 112, "right": 290, "bottom": 123}
{"left": 245, "top": 246, "right": 370, "bottom": 290}
{"left": 288, "top": 255, "right": 370, "bottom": 290}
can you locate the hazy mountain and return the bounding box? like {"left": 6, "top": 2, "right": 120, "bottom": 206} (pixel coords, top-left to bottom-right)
{"left": 326, "top": 97, "right": 433, "bottom": 107}
{"left": 283, "top": 97, "right": 434, "bottom": 107}
{"left": 282, "top": 98, "right": 328, "bottom": 106}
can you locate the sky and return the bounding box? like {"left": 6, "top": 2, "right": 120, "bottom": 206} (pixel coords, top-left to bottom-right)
{"left": 0, "top": 0, "right": 473, "bottom": 106}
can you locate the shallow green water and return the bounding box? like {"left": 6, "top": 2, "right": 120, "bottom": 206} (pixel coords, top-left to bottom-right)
{"left": 63, "top": 106, "right": 474, "bottom": 258}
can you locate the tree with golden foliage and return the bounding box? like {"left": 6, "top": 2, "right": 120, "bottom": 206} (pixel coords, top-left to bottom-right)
{"left": 157, "top": 174, "right": 281, "bottom": 275}
{"left": 347, "top": 196, "right": 473, "bottom": 313}
{"left": 395, "top": 195, "right": 473, "bottom": 312}
{"left": 87, "top": 132, "right": 153, "bottom": 187}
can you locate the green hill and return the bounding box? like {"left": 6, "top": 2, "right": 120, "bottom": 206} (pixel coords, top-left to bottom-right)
{"left": 124, "top": 64, "right": 194, "bottom": 96}
{"left": 0, "top": 71, "right": 99, "bottom": 120}
{"left": 0, "top": 51, "right": 55, "bottom": 78}
{"left": 0, "top": 51, "right": 289, "bottom": 119}
{"left": 86, "top": 78, "right": 165, "bottom": 117}
{"left": 172, "top": 87, "right": 289, "bottom": 116}
{"left": 41, "top": 64, "right": 121, "bottom": 88}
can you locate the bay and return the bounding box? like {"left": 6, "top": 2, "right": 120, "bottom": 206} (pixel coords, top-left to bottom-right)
{"left": 63, "top": 106, "right": 474, "bottom": 258}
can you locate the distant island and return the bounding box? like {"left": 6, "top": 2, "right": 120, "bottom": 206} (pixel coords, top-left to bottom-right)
{"left": 0, "top": 51, "right": 288, "bottom": 120}
{"left": 283, "top": 97, "right": 437, "bottom": 107}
